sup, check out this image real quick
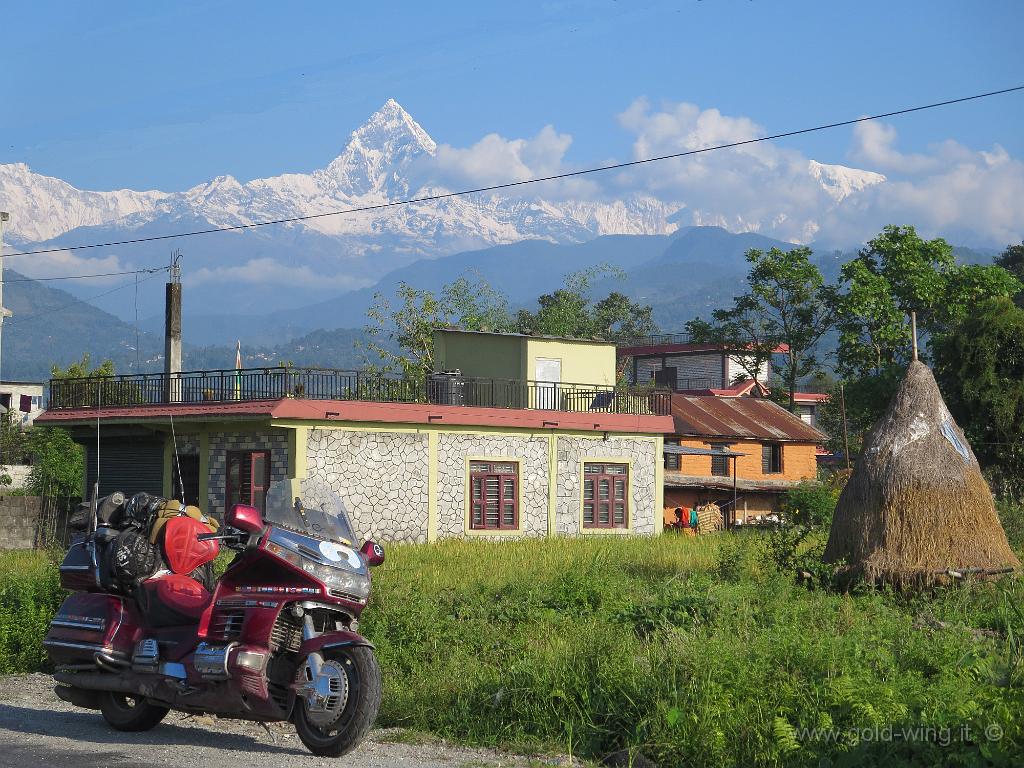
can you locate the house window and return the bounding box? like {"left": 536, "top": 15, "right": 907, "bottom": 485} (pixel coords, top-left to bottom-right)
{"left": 227, "top": 450, "right": 271, "bottom": 513}
{"left": 665, "top": 439, "right": 681, "bottom": 471}
{"left": 583, "top": 463, "right": 628, "bottom": 529}
{"left": 710, "top": 443, "right": 731, "bottom": 477}
{"left": 469, "top": 461, "right": 518, "bottom": 530}
{"left": 762, "top": 443, "right": 783, "bottom": 474}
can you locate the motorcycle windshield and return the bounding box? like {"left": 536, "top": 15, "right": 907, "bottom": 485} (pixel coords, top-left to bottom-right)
{"left": 262, "top": 478, "right": 358, "bottom": 546}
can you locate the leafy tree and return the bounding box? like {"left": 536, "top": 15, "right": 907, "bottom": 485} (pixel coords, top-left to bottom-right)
{"left": 835, "top": 225, "right": 1021, "bottom": 378}
{"left": 25, "top": 427, "right": 84, "bottom": 498}
{"left": 933, "top": 296, "right": 1024, "bottom": 501}
{"left": 514, "top": 265, "right": 655, "bottom": 341}
{"left": 51, "top": 353, "right": 115, "bottom": 379}
{"left": 690, "top": 247, "right": 834, "bottom": 411}
{"left": 995, "top": 242, "right": 1024, "bottom": 306}
{"left": 362, "top": 274, "right": 513, "bottom": 381}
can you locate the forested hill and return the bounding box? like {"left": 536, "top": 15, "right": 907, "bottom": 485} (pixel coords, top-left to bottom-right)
{"left": 0, "top": 270, "right": 369, "bottom": 381}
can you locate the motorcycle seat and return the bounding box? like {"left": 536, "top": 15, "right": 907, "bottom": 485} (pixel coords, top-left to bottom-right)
{"left": 138, "top": 572, "right": 211, "bottom": 627}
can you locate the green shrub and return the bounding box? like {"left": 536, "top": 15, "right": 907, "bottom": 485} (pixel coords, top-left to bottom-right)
{"left": 996, "top": 500, "right": 1024, "bottom": 553}
{"left": 779, "top": 482, "right": 838, "bottom": 527}
{"left": 0, "top": 550, "right": 65, "bottom": 673}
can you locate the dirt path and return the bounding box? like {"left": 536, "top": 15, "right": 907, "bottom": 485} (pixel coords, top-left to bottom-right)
{"left": 0, "top": 674, "right": 557, "bottom": 768}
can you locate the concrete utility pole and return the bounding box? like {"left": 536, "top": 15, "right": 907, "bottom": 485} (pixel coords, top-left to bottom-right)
{"left": 0, "top": 211, "right": 11, "bottom": 386}
{"left": 165, "top": 251, "right": 183, "bottom": 402}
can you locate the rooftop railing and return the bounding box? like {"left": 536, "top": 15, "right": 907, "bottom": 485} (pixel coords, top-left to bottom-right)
{"left": 47, "top": 367, "right": 672, "bottom": 417}
{"left": 618, "top": 332, "right": 695, "bottom": 348}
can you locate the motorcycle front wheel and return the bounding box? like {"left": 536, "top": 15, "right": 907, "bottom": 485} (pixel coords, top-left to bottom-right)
{"left": 293, "top": 646, "right": 382, "bottom": 757}
{"left": 98, "top": 691, "right": 169, "bottom": 732}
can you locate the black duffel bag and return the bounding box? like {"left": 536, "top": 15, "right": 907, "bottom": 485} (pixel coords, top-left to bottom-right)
{"left": 108, "top": 528, "right": 160, "bottom": 593}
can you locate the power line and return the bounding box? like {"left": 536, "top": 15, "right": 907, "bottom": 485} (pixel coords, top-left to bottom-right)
{"left": 4, "top": 85, "right": 1022, "bottom": 259}
{"left": 5, "top": 270, "right": 166, "bottom": 327}
{"left": 0, "top": 266, "right": 167, "bottom": 283}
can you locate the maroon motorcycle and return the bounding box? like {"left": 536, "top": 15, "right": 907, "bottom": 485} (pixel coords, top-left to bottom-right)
{"left": 45, "top": 478, "right": 385, "bottom": 757}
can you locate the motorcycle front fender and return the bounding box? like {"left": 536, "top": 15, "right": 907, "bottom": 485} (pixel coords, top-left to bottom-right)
{"left": 297, "top": 629, "right": 374, "bottom": 658}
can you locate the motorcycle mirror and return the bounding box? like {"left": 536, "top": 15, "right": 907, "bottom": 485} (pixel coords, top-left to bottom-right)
{"left": 360, "top": 540, "right": 385, "bottom": 567}
{"left": 227, "top": 503, "right": 263, "bottom": 534}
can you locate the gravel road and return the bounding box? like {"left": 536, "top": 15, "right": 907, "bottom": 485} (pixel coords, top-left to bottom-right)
{"left": 0, "top": 674, "right": 557, "bottom": 768}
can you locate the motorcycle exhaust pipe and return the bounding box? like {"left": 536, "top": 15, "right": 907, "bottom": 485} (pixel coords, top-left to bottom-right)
{"left": 53, "top": 671, "right": 159, "bottom": 699}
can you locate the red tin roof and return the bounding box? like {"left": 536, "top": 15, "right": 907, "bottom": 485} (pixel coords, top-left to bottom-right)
{"left": 669, "top": 393, "right": 827, "bottom": 443}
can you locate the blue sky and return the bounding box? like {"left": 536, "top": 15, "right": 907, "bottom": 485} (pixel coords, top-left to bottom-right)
{"left": 3, "top": 0, "right": 1022, "bottom": 192}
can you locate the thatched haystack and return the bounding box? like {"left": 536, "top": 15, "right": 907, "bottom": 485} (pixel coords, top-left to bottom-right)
{"left": 823, "top": 360, "right": 1019, "bottom": 585}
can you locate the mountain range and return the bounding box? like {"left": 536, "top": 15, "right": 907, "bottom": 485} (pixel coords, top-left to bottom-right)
{"left": 0, "top": 224, "right": 997, "bottom": 383}
{"left": 0, "top": 99, "right": 887, "bottom": 329}
{"left": 0, "top": 99, "right": 996, "bottom": 381}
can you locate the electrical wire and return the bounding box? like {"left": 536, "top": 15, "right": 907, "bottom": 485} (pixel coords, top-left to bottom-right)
{"left": 3, "top": 85, "right": 1022, "bottom": 259}
{"left": 0, "top": 266, "right": 166, "bottom": 282}
{"left": 5, "top": 269, "right": 167, "bottom": 327}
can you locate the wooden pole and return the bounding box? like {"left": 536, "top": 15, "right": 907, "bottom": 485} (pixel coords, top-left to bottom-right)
{"left": 911, "top": 311, "right": 918, "bottom": 362}
{"left": 732, "top": 456, "right": 738, "bottom": 530}
{"left": 839, "top": 382, "right": 851, "bottom": 471}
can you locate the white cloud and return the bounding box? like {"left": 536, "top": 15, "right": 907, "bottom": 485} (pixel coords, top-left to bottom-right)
{"left": 612, "top": 98, "right": 842, "bottom": 243}
{"left": 3, "top": 248, "right": 136, "bottom": 284}
{"left": 412, "top": 125, "right": 601, "bottom": 200}
{"left": 823, "top": 132, "right": 1024, "bottom": 247}
{"left": 187, "top": 258, "right": 366, "bottom": 291}
{"left": 604, "top": 99, "right": 1024, "bottom": 247}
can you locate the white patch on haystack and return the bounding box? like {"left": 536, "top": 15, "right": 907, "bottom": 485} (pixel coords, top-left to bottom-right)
{"left": 875, "top": 412, "right": 931, "bottom": 456}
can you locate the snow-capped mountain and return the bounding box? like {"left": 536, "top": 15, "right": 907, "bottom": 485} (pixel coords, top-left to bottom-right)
{"left": 0, "top": 99, "right": 885, "bottom": 258}
{"left": 808, "top": 159, "right": 886, "bottom": 202}
{"left": 0, "top": 100, "right": 681, "bottom": 256}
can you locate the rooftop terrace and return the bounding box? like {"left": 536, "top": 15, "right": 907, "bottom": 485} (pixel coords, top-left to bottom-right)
{"left": 47, "top": 367, "right": 672, "bottom": 417}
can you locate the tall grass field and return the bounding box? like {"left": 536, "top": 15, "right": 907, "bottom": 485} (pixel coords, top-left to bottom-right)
{"left": 2, "top": 518, "right": 1023, "bottom": 767}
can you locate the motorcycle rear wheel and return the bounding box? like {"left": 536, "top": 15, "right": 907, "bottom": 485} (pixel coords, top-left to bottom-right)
{"left": 293, "top": 646, "right": 381, "bottom": 757}
{"left": 98, "top": 691, "right": 169, "bottom": 732}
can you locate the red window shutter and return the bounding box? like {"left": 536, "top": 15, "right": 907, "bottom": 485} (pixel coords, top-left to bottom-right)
{"left": 469, "top": 462, "right": 518, "bottom": 530}
{"left": 582, "top": 463, "right": 629, "bottom": 529}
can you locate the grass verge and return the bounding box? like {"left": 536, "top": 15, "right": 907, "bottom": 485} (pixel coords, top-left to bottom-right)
{"left": 3, "top": 530, "right": 1023, "bottom": 767}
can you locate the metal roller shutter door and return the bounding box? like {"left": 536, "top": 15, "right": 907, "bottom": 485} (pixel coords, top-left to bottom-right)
{"left": 85, "top": 436, "right": 164, "bottom": 498}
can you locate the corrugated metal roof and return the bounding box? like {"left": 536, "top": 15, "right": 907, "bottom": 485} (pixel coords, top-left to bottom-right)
{"left": 670, "top": 394, "right": 828, "bottom": 443}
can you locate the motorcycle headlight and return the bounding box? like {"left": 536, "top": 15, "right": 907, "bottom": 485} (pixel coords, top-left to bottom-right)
{"left": 267, "top": 541, "right": 369, "bottom": 601}
{"left": 300, "top": 558, "right": 370, "bottom": 602}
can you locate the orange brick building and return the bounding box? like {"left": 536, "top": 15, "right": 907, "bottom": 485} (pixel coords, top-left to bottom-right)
{"left": 663, "top": 394, "right": 827, "bottom": 526}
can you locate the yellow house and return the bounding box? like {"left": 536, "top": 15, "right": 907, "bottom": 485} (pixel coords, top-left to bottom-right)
{"left": 41, "top": 336, "right": 671, "bottom": 543}
{"left": 434, "top": 328, "right": 616, "bottom": 383}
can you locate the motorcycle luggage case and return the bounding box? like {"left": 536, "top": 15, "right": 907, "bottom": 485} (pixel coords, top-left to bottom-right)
{"left": 44, "top": 593, "right": 132, "bottom": 668}
{"left": 59, "top": 535, "right": 98, "bottom": 591}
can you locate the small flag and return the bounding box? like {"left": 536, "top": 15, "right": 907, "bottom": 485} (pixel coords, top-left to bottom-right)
{"left": 234, "top": 340, "right": 242, "bottom": 400}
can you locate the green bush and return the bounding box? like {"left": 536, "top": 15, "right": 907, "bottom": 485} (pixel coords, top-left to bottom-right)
{"left": 779, "top": 482, "right": 839, "bottom": 527}
{"left": 0, "top": 550, "right": 66, "bottom": 673}
{"left": 997, "top": 500, "right": 1024, "bottom": 552}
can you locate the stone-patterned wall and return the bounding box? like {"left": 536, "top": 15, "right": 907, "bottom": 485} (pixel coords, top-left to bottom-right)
{"left": 436, "top": 433, "right": 549, "bottom": 538}
{"left": 207, "top": 430, "right": 290, "bottom": 515}
{"left": 555, "top": 436, "right": 658, "bottom": 535}
{"left": 306, "top": 429, "right": 429, "bottom": 543}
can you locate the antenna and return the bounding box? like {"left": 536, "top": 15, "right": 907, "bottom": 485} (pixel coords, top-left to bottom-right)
{"left": 910, "top": 311, "right": 919, "bottom": 362}
{"left": 169, "top": 412, "right": 185, "bottom": 504}
{"left": 91, "top": 378, "right": 101, "bottom": 534}
{"left": 170, "top": 249, "right": 182, "bottom": 283}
